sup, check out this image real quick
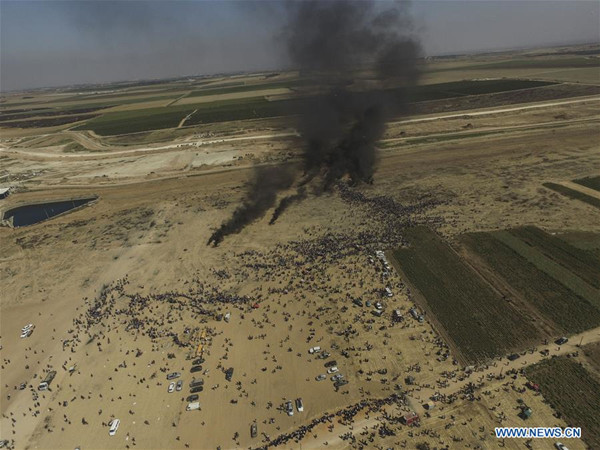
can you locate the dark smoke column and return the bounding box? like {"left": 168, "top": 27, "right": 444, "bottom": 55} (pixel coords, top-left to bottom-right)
{"left": 209, "top": 1, "right": 421, "bottom": 243}
{"left": 284, "top": 0, "right": 421, "bottom": 190}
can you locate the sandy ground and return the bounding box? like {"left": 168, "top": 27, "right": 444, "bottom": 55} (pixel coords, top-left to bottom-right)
{"left": 1, "top": 82, "right": 599, "bottom": 450}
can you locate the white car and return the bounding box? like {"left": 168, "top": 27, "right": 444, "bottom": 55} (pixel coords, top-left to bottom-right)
{"left": 168, "top": 382, "right": 175, "bottom": 393}
{"left": 315, "top": 374, "right": 326, "bottom": 381}
{"left": 285, "top": 401, "right": 294, "bottom": 416}
{"left": 109, "top": 419, "right": 120, "bottom": 436}
{"left": 308, "top": 346, "right": 321, "bottom": 354}
{"left": 295, "top": 398, "right": 304, "bottom": 412}
{"left": 21, "top": 324, "right": 34, "bottom": 333}
{"left": 327, "top": 366, "right": 339, "bottom": 374}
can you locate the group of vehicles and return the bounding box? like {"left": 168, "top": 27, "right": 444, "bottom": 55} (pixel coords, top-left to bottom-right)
{"left": 284, "top": 398, "right": 304, "bottom": 416}
{"left": 20, "top": 323, "right": 34, "bottom": 339}
{"left": 312, "top": 349, "right": 349, "bottom": 389}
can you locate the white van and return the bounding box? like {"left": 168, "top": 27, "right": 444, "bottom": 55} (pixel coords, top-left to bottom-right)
{"left": 109, "top": 419, "right": 120, "bottom": 436}
{"left": 308, "top": 346, "right": 321, "bottom": 354}
{"left": 186, "top": 402, "right": 200, "bottom": 411}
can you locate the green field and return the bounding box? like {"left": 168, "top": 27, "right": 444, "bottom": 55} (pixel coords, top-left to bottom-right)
{"left": 461, "top": 232, "right": 600, "bottom": 334}
{"left": 509, "top": 226, "right": 600, "bottom": 290}
{"left": 544, "top": 182, "right": 600, "bottom": 209}
{"left": 391, "top": 227, "right": 535, "bottom": 364}
{"left": 557, "top": 231, "right": 600, "bottom": 258}
{"left": 458, "top": 57, "right": 600, "bottom": 71}
{"left": 526, "top": 357, "right": 600, "bottom": 449}
{"left": 574, "top": 175, "right": 600, "bottom": 192}
{"left": 73, "top": 79, "right": 557, "bottom": 136}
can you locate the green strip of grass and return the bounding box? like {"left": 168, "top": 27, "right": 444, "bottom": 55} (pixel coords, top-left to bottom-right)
{"left": 544, "top": 182, "right": 600, "bottom": 209}
{"left": 461, "top": 233, "right": 600, "bottom": 335}
{"left": 392, "top": 227, "right": 535, "bottom": 364}
{"left": 509, "top": 226, "right": 600, "bottom": 290}
{"left": 573, "top": 175, "right": 600, "bottom": 193}
{"left": 526, "top": 357, "right": 600, "bottom": 449}
{"left": 493, "top": 230, "right": 600, "bottom": 306}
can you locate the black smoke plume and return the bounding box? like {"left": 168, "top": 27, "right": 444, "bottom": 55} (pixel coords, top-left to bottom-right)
{"left": 269, "top": 187, "right": 307, "bottom": 225}
{"left": 207, "top": 166, "right": 295, "bottom": 246}
{"left": 209, "top": 1, "right": 420, "bottom": 245}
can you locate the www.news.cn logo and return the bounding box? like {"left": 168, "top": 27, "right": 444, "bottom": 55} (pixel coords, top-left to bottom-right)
{"left": 495, "top": 427, "right": 581, "bottom": 439}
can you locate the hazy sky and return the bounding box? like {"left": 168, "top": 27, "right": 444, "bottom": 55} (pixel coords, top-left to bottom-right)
{"left": 1, "top": 1, "right": 598, "bottom": 91}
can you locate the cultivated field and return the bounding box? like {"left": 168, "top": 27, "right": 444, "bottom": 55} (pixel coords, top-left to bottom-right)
{"left": 391, "top": 227, "right": 535, "bottom": 364}
{"left": 526, "top": 357, "right": 600, "bottom": 448}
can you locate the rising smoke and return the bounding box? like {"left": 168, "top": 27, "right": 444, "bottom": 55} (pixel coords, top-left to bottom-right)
{"left": 208, "top": 0, "right": 420, "bottom": 245}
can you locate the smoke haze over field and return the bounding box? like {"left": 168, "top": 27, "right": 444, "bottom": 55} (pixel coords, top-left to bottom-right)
{"left": 208, "top": 0, "right": 421, "bottom": 245}
{"left": 1, "top": 1, "right": 599, "bottom": 91}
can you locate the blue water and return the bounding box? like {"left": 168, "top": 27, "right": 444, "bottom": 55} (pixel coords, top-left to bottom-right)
{"left": 4, "top": 198, "right": 95, "bottom": 227}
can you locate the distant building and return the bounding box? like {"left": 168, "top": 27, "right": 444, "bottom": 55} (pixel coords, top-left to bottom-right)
{"left": 0, "top": 187, "right": 10, "bottom": 199}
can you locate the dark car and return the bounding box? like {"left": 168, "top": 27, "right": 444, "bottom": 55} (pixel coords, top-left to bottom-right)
{"left": 250, "top": 423, "right": 258, "bottom": 438}
{"left": 324, "top": 360, "right": 337, "bottom": 368}
{"left": 186, "top": 394, "right": 199, "bottom": 402}
{"left": 507, "top": 353, "right": 520, "bottom": 361}
{"left": 189, "top": 378, "right": 204, "bottom": 387}
{"left": 225, "top": 367, "right": 234, "bottom": 382}
{"left": 176, "top": 380, "right": 183, "bottom": 391}
{"left": 555, "top": 337, "right": 568, "bottom": 345}
{"left": 193, "top": 358, "right": 205, "bottom": 365}
{"left": 190, "top": 385, "right": 204, "bottom": 394}
{"left": 190, "top": 365, "right": 203, "bottom": 373}
{"left": 334, "top": 379, "right": 348, "bottom": 388}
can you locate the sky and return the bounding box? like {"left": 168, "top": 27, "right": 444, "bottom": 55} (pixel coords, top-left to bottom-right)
{"left": 1, "top": 0, "right": 599, "bottom": 92}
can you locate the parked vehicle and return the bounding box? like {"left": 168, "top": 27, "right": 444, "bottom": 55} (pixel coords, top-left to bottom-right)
{"left": 109, "top": 419, "right": 120, "bottom": 436}
{"left": 308, "top": 346, "right": 321, "bottom": 354}
{"left": 285, "top": 400, "right": 294, "bottom": 416}
{"left": 334, "top": 379, "right": 349, "bottom": 388}
{"left": 250, "top": 422, "right": 258, "bottom": 438}
{"left": 176, "top": 380, "right": 183, "bottom": 391}
{"left": 167, "top": 372, "right": 181, "bottom": 380}
{"left": 189, "top": 378, "right": 204, "bottom": 387}
{"left": 186, "top": 394, "right": 199, "bottom": 402}
{"left": 190, "top": 385, "right": 203, "bottom": 393}
{"left": 555, "top": 337, "right": 568, "bottom": 345}
{"left": 186, "top": 402, "right": 200, "bottom": 411}
{"left": 316, "top": 351, "right": 330, "bottom": 359}
{"left": 327, "top": 366, "right": 339, "bottom": 374}
{"left": 20, "top": 328, "right": 33, "bottom": 339}
{"left": 295, "top": 398, "right": 304, "bottom": 412}
{"left": 190, "top": 365, "right": 202, "bottom": 373}
{"left": 38, "top": 371, "right": 57, "bottom": 391}
{"left": 225, "top": 367, "right": 234, "bottom": 381}
{"left": 168, "top": 382, "right": 175, "bottom": 393}
{"left": 193, "top": 358, "right": 205, "bottom": 365}
{"left": 507, "top": 353, "right": 520, "bottom": 361}
{"left": 21, "top": 324, "right": 34, "bottom": 333}
{"left": 315, "top": 374, "right": 326, "bottom": 381}
{"left": 325, "top": 360, "right": 337, "bottom": 368}
{"left": 331, "top": 374, "right": 344, "bottom": 382}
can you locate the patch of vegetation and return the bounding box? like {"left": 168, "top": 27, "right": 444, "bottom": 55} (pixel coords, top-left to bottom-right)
{"left": 0, "top": 114, "right": 99, "bottom": 129}
{"left": 544, "top": 182, "right": 600, "bottom": 209}
{"left": 557, "top": 232, "right": 600, "bottom": 258}
{"left": 509, "top": 226, "right": 600, "bottom": 290}
{"left": 392, "top": 227, "right": 535, "bottom": 364}
{"left": 461, "top": 232, "right": 600, "bottom": 334}
{"left": 493, "top": 230, "right": 599, "bottom": 308}
{"left": 75, "top": 79, "right": 558, "bottom": 135}
{"left": 459, "top": 57, "right": 600, "bottom": 71}
{"left": 526, "top": 357, "right": 600, "bottom": 449}
{"left": 573, "top": 175, "right": 600, "bottom": 192}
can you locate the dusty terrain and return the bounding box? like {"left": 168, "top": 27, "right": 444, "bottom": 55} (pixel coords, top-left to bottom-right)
{"left": 1, "top": 51, "right": 599, "bottom": 450}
